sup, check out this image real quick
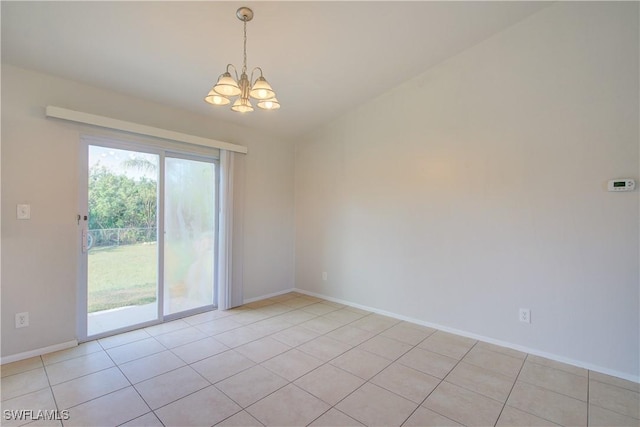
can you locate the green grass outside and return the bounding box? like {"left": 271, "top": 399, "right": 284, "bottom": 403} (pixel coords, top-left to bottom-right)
{"left": 88, "top": 243, "right": 157, "bottom": 312}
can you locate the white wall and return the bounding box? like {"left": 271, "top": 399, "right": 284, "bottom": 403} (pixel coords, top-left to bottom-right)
{"left": 295, "top": 2, "right": 639, "bottom": 379}
{"left": 1, "top": 65, "right": 295, "bottom": 357}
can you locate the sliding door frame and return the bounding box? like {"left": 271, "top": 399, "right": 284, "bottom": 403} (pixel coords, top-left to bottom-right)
{"left": 78, "top": 135, "right": 219, "bottom": 341}
{"left": 163, "top": 151, "right": 220, "bottom": 322}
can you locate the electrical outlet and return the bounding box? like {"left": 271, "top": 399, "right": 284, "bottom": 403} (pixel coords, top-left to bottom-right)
{"left": 519, "top": 308, "right": 531, "bottom": 323}
{"left": 15, "top": 312, "right": 29, "bottom": 328}
{"left": 322, "top": 272, "right": 328, "bottom": 281}
{"left": 17, "top": 204, "right": 31, "bottom": 220}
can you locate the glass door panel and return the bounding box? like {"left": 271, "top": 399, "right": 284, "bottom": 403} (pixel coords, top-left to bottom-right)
{"left": 86, "top": 145, "right": 159, "bottom": 336}
{"left": 164, "top": 156, "right": 216, "bottom": 315}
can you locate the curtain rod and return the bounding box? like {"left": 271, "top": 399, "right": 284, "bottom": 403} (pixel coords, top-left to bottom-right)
{"left": 45, "top": 106, "right": 248, "bottom": 154}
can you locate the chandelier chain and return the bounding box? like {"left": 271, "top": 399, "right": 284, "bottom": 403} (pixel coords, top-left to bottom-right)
{"left": 242, "top": 20, "right": 248, "bottom": 74}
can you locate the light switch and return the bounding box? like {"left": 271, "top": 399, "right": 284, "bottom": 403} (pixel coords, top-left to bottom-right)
{"left": 17, "top": 204, "right": 31, "bottom": 220}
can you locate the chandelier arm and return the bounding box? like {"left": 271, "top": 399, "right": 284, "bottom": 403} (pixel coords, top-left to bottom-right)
{"left": 225, "top": 64, "right": 239, "bottom": 81}
{"left": 250, "top": 67, "right": 264, "bottom": 85}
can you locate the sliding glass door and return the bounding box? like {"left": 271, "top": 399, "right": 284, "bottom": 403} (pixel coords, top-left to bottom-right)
{"left": 85, "top": 145, "right": 160, "bottom": 336}
{"left": 81, "top": 139, "right": 218, "bottom": 339}
{"left": 164, "top": 155, "right": 217, "bottom": 316}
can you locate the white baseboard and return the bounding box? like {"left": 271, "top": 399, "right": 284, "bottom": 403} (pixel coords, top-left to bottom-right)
{"left": 292, "top": 288, "right": 640, "bottom": 384}
{"left": 243, "top": 288, "right": 295, "bottom": 304}
{"left": 1, "top": 340, "right": 78, "bottom": 365}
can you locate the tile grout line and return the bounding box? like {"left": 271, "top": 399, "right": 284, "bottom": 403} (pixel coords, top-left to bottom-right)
{"left": 205, "top": 375, "right": 277, "bottom": 426}
{"left": 588, "top": 377, "right": 640, "bottom": 394}
{"left": 94, "top": 341, "right": 153, "bottom": 427}
{"left": 95, "top": 328, "right": 205, "bottom": 425}
{"left": 42, "top": 344, "right": 123, "bottom": 381}
{"left": 134, "top": 363, "right": 210, "bottom": 409}
{"left": 6, "top": 304, "right": 424, "bottom": 427}
{"left": 0, "top": 363, "right": 43, "bottom": 381}
{"left": 305, "top": 406, "right": 361, "bottom": 427}
{"left": 96, "top": 329, "right": 154, "bottom": 351}
{"left": 214, "top": 408, "right": 266, "bottom": 427}
{"left": 12, "top": 294, "right": 635, "bottom": 426}
{"left": 208, "top": 301, "right": 372, "bottom": 367}
{"left": 500, "top": 354, "right": 567, "bottom": 426}
{"left": 400, "top": 338, "right": 478, "bottom": 426}
{"left": 515, "top": 355, "right": 594, "bottom": 405}
{"left": 274, "top": 316, "right": 416, "bottom": 426}
{"left": 142, "top": 357, "right": 239, "bottom": 426}
{"left": 179, "top": 301, "right": 324, "bottom": 425}
{"left": 516, "top": 376, "right": 589, "bottom": 403}
{"left": 35, "top": 307, "right": 457, "bottom": 426}
{"left": 400, "top": 338, "right": 481, "bottom": 426}
{"left": 316, "top": 323, "right": 441, "bottom": 426}
{"left": 40, "top": 354, "right": 62, "bottom": 415}
{"left": 210, "top": 362, "right": 323, "bottom": 425}
{"left": 40, "top": 346, "right": 105, "bottom": 370}
{"left": 0, "top": 368, "right": 51, "bottom": 404}
{"left": 492, "top": 351, "right": 529, "bottom": 426}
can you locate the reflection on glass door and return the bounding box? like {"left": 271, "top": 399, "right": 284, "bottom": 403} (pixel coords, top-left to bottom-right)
{"left": 164, "top": 156, "right": 216, "bottom": 315}
{"left": 86, "top": 145, "right": 159, "bottom": 336}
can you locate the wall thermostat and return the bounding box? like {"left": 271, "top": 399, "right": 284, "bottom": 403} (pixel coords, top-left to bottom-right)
{"left": 608, "top": 179, "right": 635, "bottom": 192}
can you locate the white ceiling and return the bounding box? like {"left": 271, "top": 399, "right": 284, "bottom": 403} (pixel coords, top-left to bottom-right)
{"left": 1, "top": 1, "right": 549, "bottom": 139}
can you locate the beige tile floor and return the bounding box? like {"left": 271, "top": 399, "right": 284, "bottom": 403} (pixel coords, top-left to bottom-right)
{"left": 1, "top": 292, "right": 639, "bottom": 427}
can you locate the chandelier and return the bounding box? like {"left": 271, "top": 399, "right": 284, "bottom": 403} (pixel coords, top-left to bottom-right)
{"left": 205, "top": 7, "right": 280, "bottom": 112}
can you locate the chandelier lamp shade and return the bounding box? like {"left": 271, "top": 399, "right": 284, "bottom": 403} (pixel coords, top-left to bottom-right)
{"left": 205, "top": 7, "right": 280, "bottom": 112}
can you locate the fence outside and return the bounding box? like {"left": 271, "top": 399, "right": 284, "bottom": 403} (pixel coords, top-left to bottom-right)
{"left": 88, "top": 227, "right": 157, "bottom": 248}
